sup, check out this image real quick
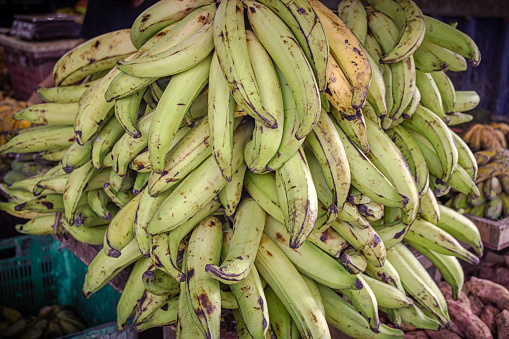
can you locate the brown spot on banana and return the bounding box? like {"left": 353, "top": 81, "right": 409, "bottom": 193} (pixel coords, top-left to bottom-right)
{"left": 198, "top": 293, "right": 215, "bottom": 315}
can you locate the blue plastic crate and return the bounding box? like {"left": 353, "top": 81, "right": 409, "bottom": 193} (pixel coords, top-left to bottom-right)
{"left": 0, "top": 235, "right": 121, "bottom": 328}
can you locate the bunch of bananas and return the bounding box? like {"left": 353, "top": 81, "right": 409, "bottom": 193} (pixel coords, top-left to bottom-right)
{"left": 0, "top": 0, "right": 488, "bottom": 337}
{"left": 0, "top": 305, "right": 86, "bottom": 339}
{"left": 461, "top": 122, "right": 509, "bottom": 151}
{"left": 444, "top": 147, "right": 509, "bottom": 220}
{"left": 0, "top": 98, "right": 32, "bottom": 146}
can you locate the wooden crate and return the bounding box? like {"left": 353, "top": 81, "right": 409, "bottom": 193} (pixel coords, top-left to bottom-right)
{"left": 465, "top": 214, "right": 509, "bottom": 251}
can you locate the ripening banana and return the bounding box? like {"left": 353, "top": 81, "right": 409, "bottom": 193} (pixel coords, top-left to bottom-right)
{"left": 245, "top": 0, "right": 321, "bottom": 140}
{"left": 309, "top": 0, "right": 371, "bottom": 110}
{"left": 256, "top": 0, "right": 329, "bottom": 92}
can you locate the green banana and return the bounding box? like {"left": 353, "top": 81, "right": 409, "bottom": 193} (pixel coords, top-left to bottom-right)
{"left": 255, "top": 234, "right": 331, "bottom": 339}
{"left": 0, "top": 125, "right": 75, "bottom": 155}
{"left": 404, "top": 217, "right": 480, "bottom": 264}
{"left": 207, "top": 51, "right": 236, "bottom": 181}
{"left": 185, "top": 216, "right": 223, "bottom": 339}
{"left": 243, "top": 30, "right": 285, "bottom": 173}
{"left": 147, "top": 121, "right": 252, "bottom": 235}
{"left": 337, "top": 0, "right": 368, "bottom": 45}
{"left": 318, "top": 283, "right": 404, "bottom": 338}
{"left": 150, "top": 200, "right": 221, "bottom": 282}
{"left": 116, "top": 257, "right": 154, "bottom": 330}
{"left": 213, "top": 0, "right": 277, "bottom": 129}
{"left": 275, "top": 147, "right": 318, "bottom": 248}
{"left": 264, "top": 215, "right": 361, "bottom": 290}
{"left": 147, "top": 117, "right": 209, "bottom": 195}
{"left": 141, "top": 269, "right": 180, "bottom": 296}
{"left": 147, "top": 54, "right": 211, "bottom": 173}
{"left": 264, "top": 285, "right": 300, "bottom": 339}
{"left": 62, "top": 139, "right": 94, "bottom": 174}
{"left": 13, "top": 102, "right": 78, "bottom": 125}
{"left": 331, "top": 219, "right": 386, "bottom": 267}
{"left": 340, "top": 248, "right": 367, "bottom": 274}
{"left": 205, "top": 197, "right": 265, "bottom": 284}
{"left": 423, "top": 15, "right": 481, "bottom": 66}
{"left": 129, "top": 0, "right": 217, "bottom": 49}
{"left": 218, "top": 162, "right": 247, "bottom": 216}
{"left": 118, "top": 22, "right": 214, "bottom": 78}
{"left": 245, "top": 0, "right": 321, "bottom": 139}
{"left": 35, "top": 78, "right": 101, "bottom": 103}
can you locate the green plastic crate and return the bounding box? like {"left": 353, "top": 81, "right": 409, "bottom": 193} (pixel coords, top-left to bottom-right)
{"left": 0, "top": 235, "right": 121, "bottom": 328}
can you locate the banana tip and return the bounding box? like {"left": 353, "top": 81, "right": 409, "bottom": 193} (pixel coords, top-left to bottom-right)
{"left": 108, "top": 249, "right": 121, "bottom": 258}
{"left": 354, "top": 278, "right": 363, "bottom": 290}
{"left": 63, "top": 165, "right": 74, "bottom": 174}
